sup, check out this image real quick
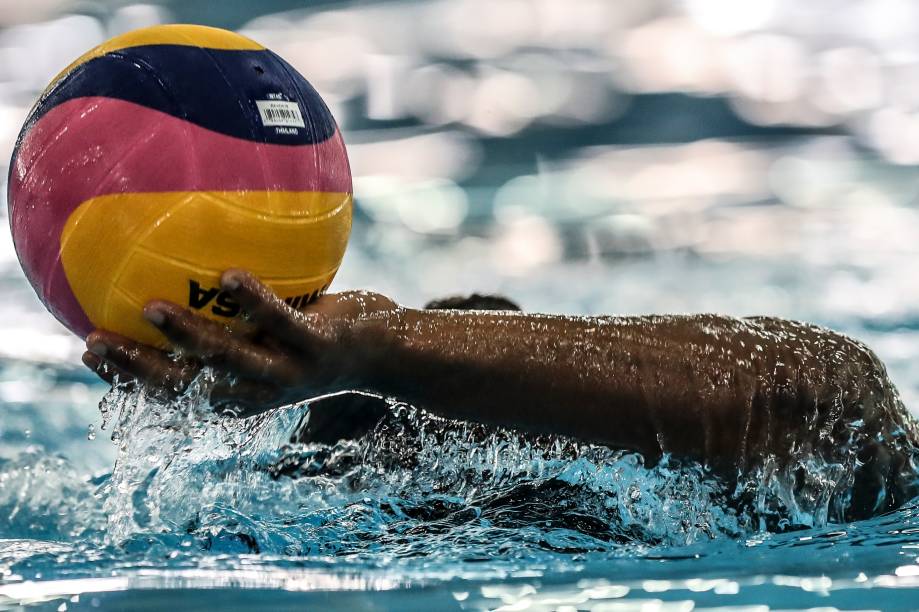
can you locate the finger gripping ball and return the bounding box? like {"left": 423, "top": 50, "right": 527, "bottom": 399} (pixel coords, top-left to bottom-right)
{"left": 8, "top": 24, "right": 352, "bottom": 346}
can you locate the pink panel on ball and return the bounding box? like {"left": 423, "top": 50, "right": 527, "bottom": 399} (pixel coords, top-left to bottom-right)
{"left": 8, "top": 96, "right": 352, "bottom": 338}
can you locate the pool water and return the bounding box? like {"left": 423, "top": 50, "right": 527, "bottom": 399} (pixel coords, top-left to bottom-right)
{"left": 4, "top": 137, "right": 919, "bottom": 609}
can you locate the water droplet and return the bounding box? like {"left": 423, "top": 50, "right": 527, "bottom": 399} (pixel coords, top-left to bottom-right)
{"left": 87, "top": 424, "right": 96, "bottom": 441}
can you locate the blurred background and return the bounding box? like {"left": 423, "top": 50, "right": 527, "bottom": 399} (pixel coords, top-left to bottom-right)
{"left": 2, "top": 0, "right": 919, "bottom": 468}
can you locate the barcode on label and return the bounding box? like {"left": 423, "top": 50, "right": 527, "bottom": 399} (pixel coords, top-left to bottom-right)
{"left": 256, "top": 100, "right": 305, "bottom": 128}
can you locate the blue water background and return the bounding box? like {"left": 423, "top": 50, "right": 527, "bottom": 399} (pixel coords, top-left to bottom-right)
{"left": 3, "top": 137, "right": 919, "bottom": 608}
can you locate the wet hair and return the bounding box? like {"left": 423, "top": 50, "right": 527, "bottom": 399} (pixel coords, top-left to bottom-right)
{"left": 424, "top": 294, "right": 521, "bottom": 312}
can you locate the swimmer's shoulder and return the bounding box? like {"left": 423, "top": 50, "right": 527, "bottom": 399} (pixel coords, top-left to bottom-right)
{"left": 742, "top": 316, "right": 887, "bottom": 372}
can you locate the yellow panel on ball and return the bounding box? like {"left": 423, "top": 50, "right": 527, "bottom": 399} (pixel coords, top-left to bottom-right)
{"left": 60, "top": 191, "right": 352, "bottom": 346}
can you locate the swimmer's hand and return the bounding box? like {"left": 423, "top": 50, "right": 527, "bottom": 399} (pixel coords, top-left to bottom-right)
{"left": 82, "top": 269, "right": 399, "bottom": 417}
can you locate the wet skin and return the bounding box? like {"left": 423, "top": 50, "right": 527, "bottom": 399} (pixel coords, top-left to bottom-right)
{"left": 82, "top": 269, "right": 919, "bottom": 519}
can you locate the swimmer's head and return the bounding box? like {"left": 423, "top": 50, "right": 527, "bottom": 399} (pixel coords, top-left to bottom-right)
{"left": 424, "top": 294, "right": 521, "bottom": 312}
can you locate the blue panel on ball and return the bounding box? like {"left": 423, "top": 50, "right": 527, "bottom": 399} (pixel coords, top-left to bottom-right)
{"left": 29, "top": 45, "right": 337, "bottom": 146}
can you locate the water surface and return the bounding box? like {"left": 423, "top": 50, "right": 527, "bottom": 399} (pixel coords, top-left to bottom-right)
{"left": 4, "top": 138, "right": 919, "bottom": 609}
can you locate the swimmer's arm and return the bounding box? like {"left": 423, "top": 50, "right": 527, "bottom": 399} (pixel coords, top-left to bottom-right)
{"left": 350, "top": 309, "right": 807, "bottom": 466}
{"left": 84, "top": 271, "right": 858, "bottom": 469}
{"left": 353, "top": 309, "right": 913, "bottom": 498}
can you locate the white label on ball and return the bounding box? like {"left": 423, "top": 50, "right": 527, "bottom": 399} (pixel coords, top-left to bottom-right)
{"left": 256, "top": 100, "right": 305, "bottom": 128}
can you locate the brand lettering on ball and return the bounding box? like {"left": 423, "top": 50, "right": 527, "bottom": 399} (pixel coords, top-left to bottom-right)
{"left": 187, "top": 280, "right": 325, "bottom": 317}
{"left": 188, "top": 280, "right": 240, "bottom": 317}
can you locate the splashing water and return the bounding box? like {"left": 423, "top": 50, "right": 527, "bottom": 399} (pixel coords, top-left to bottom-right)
{"left": 19, "top": 369, "right": 913, "bottom": 552}
{"left": 1, "top": 361, "right": 918, "bottom": 609}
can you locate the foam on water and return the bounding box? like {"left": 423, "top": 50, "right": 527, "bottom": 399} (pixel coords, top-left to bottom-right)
{"left": 88, "top": 373, "right": 824, "bottom": 554}
{"left": 3, "top": 357, "right": 915, "bottom": 594}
